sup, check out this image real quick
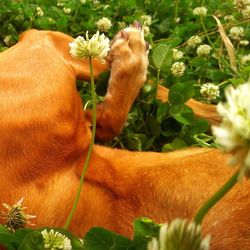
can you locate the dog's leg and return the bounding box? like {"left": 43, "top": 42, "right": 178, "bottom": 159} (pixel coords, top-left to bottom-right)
{"left": 85, "top": 26, "right": 149, "bottom": 141}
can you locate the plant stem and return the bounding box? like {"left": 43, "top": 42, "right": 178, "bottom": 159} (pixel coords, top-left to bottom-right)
{"left": 64, "top": 57, "right": 96, "bottom": 229}
{"left": 194, "top": 170, "right": 239, "bottom": 225}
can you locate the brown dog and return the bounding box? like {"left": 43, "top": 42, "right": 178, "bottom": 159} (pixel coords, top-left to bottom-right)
{"left": 0, "top": 27, "right": 249, "bottom": 250}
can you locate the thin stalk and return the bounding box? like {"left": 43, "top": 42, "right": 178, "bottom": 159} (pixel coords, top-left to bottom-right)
{"left": 64, "top": 57, "right": 96, "bottom": 229}
{"left": 194, "top": 170, "right": 239, "bottom": 225}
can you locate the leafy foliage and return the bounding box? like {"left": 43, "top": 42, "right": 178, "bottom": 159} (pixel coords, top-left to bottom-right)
{"left": 0, "top": 0, "right": 250, "bottom": 248}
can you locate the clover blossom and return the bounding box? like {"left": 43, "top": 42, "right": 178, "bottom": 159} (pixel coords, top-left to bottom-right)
{"left": 187, "top": 35, "right": 202, "bottom": 48}
{"left": 171, "top": 62, "right": 186, "bottom": 77}
{"left": 233, "top": 0, "right": 250, "bottom": 17}
{"left": 239, "top": 40, "right": 249, "bottom": 46}
{"left": 69, "top": 31, "right": 110, "bottom": 60}
{"left": 200, "top": 83, "right": 220, "bottom": 102}
{"left": 148, "top": 218, "right": 210, "bottom": 250}
{"left": 193, "top": 7, "right": 208, "bottom": 17}
{"left": 229, "top": 26, "right": 244, "bottom": 41}
{"left": 36, "top": 7, "right": 44, "bottom": 17}
{"left": 241, "top": 54, "right": 250, "bottom": 65}
{"left": 41, "top": 229, "right": 72, "bottom": 250}
{"left": 140, "top": 15, "right": 152, "bottom": 26}
{"left": 172, "top": 48, "right": 184, "bottom": 60}
{"left": 196, "top": 44, "right": 212, "bottom": 57}
{"left": 96, "top": 17, "right": 112, "bottom": 32}
{"left": 63, "top": 7, "right": 71, "bottom": 14}
{"left": 212, "top": 82, "right": 250, "bottom": 181}
{"left": 0, "top": 198, "right": 36, "bottom": 232}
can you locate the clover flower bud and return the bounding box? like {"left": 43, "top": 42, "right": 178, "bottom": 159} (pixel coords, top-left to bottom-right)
{"left": 41, "top": 229, "right": 72, "bottom": 250}
{"left": 171, "top": 62, "right": 186, "bottom": 77}
{"left": 193, "top": 7, "right": 208, "bottom": 17}
{"left": 239, "top": 40, "right": 249, "bottom": 46}
{"left": 196, "top": 44, "right": 212, "bottom": 57}
{"left": 63, "top": 7, "right": 71, "bottom": 14}
{"left": 229, "top": 26, "right": 244, "bottom": 41}
{"left": 241, "top": 54, "right": 250, "bottom": 65}
{"left": 36, "top": 7, "right": 44, "bottom": 17}
{"left": 96, "top": 17, "right": 112, "bottom": 32}
{"left": 140, "top": 15, "right": 152, "bottom": 26}
{"left": 187, "top": 35, "right": 202, "bottom": 48}
{"left": 172, "top": 49, "right": 184, "bottom": 60}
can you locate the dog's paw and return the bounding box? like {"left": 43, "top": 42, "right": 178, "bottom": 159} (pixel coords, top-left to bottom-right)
{"left": 107, "top": 22, "right": 149, "bottom": 82}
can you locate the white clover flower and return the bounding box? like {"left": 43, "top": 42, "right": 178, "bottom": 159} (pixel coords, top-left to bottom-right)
{"left": 143, "top": 26, "right": 150, "bottom": 37}
{"left": 233, "top": 0, "right": 250, "bottom": 16}
{"left": 57, "top": 2, "right": 64, "bottom": 7}
{"left": 240, "top": 40, "right": 249, "bottom": 46}
{"left": 171, "top": 62, "right": 186, "bottom": 77}
{"left": 48, "top": 17, "right": 55, "bottom": 23}
{"left": 193, "top": 6, "right": 208, "bottom": 17}
{"left": 212, "top": 82, "right": 250, "bottom": 181}
{"left": 148, "top": 219, "right": 210, "bottom": 250}
{"left": 36, "top": 7, "right": 44, "bottom": 17}
{"left": 69, "top": 31, "right": 110, "bottom": 60}
{"left": 224, "top": 15, "right": 235, "bottom": 21}
{"left": 172, "top": 48, "right": 184, "bottom": 60}
{"left": 196, "top": 44, "right": 212, "bottom": 57}
{"left": 200, "top": 83, "right": 220, "bottom": 102}
{"left": 80, "top": 0, "right": 86, "bottom": 3}
{"left": 63, "top": 7, "right": 71, "bottom": 14}
{"left": 0, "top": 198, "right": 36, "bottom": 232}
{"left": 96, "top": 17, "right": 112, "bottom": 32}
{"left": 241, "top": 54, "right": 250, "bottom": 65}
{"left": 187, "top": 35, "right": 202, "bottom": 48}
{"left": 41, "top": 229, "right": 72, "bottom": 250}
{"left": 174, "top": 17, "right": 180, "bottom": 23}
{"left": 140, "top": 15, "right": 152, "bottom": 26}
{"left": 229, "top": 26, "right": 244, "bottom": 41}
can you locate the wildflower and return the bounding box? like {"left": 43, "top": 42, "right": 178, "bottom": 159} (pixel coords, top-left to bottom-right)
{"left": 96, "top": 17, "right": 112, "bottom": 32}
{"left": 172, "top": 48, "right": 184, "bottom": 60}
{"left": 140, "top": 15, "right": 152, "bottom": 26}
{"left": 41, "top": 229, "right": 72, "bottom": 250}
{"left": 118, "top": 21, "right": 126, "bottom": 29}
{"left": 148, "top": 218, "right": 210, "bottom": 250}
{"left": 63, "top": 7, "right": 71, "bottom": 14}
{"left": 241, "top": 54, "right": 250, "bottom": 65}
{"left": 0, "top": 198, "right": 36, "bottom": 232}
{"left": 57, "top": 2, "right": 64, "bottom": 7}
{"left": 233, "top": 0, "right": 250, "bottom": 17}
{"left": 224, "top": 15, "right": 235, "bottom": 21}
{"left": 171, "top": 62, "right": 186, "bottom": 77}
{"left": 69, "top": 31, "right": 110, "bottom": 60}
{"left": 143, "top": 26, "right": 150, "bottom": 37}
{"left": 174, "top": 17, "right": 180, "bottom": 23}
{"left": 3, "top": 35, "right": 13, "bottom": 46}
{"left": 48, "top": 17, "right": 56, "bottom": 23}
{"left": 36, "top": 6, "right": 44, "bottom": 17}
{"left": 187, "top": 35, "right": 202, "bottom": 48}
{"left": 229, "top": 26, "right": 244, "bottom": 41}
{"left": 200, "top": 83, "right": 220, "bottom": 102}
{"left": 212, "top": 82, "right": 250, "bottom": 181}
{"left": 193, "top": 6, "right": 208, "bottom": 17}
{"left": 80, "top": 0, "right": 86, "bottom": 3}
{"left": 240, "top": 40, "right": 249, "bottom": 46}
{"left": 196, "top": 44, "right": 212, "bottom": 57}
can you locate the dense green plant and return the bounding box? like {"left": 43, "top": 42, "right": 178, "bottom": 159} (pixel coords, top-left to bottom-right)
{"left": 0, "top": 0, "right": 250, "bottom": 249}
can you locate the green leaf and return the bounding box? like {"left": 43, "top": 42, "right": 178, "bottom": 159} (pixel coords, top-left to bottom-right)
{"left": 145, "top": 116, "right": 161, "bottom": 137}
{"left": 170, "top": 105, "right": 194, "bottom": 125}
{"left": 156, "top": 102, "right": 169, "bottom": 122}
{"left": 83, "top": 227, "right": 131, "bottom": 250}
{"left": 189, "top": 118, "right": 209, "bottom": 135}
{"left": 132, "top": 218, "right": 160, "bottom": 249}
{"left": 162, "top": 138, "right": 187, "bottom": 152}
{"left": 169, "top": 82, "right": 194, "bottom": 105}
{"left": 152, "top": 44, "right": 172, "bottom": 70}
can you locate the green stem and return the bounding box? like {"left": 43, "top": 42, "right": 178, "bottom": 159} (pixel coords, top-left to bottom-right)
{"left": 154, "top": 69, "right": 160, "bottom": 99}
{"left": 194, "top": 170, "right": 239, "bottom": 225}
{"left": 64, "top": 57, "right": 96, "bottom": 229}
